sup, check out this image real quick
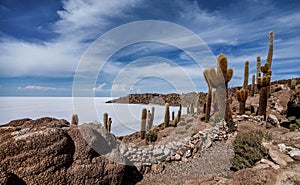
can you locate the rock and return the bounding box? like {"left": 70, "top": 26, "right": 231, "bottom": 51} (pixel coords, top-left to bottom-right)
{"left": 174, "top": 154, "right": 181, "bottom": 161}
{"left": 288, "top": 149, "right": 300, "bottom": 161}
{"left": 267, "top": 114, "right": 280, "bottom": 127}
{"left": 253, "top": 163, "right": 271, "bottom": 170}
{"left": 181, "top": 157, "right": 188, "bottom": 163}
{"left": 263, "top": 143, "right": 294, "bottom": 167}
{"left": 153, "top": 148, "right": 163, "bottom": 156}
{"left": 163, "top": 148, "right": 170, "bottom": 156}
{"left": 185, "top": 150, "right": 192, "bottom": 158}
{"left": 151, "top": 163, "right": 165, "bottom": 174}
{"left": 0, "top": 118, "right": 125, "bottom": 185}
{"left": 260, "top": 159, "right": 280, "bottom": 170}
{"left": 287, "top": 93, "right": 300, "bottom": 119}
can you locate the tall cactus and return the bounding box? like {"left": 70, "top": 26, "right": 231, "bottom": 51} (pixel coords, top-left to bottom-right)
{"left": 164, "top": 103, "right": 170, "bottom": 128}
{"left": 266, "top": 31, "right": 274, "bottom": 67}
{"left": 256, "top": 56, "right": 261, "bottom": 92}
{"left": 147, "top": 110, "right": 152, "bottom": 131}
{"left": 174, "top": 104, "right": 181, "bottom": 126}
{"left": 187, "top": 105, "right": 190, "bottom": 114}
{"left": 257, "top": 75, "right": 271, "bottom": 119}
{"left": 103, "top": 113, "right": 108, "bottom": 130}
{"left": 236, "top": 88, "right": 248, "bottom": 115}
{"left": 190, "top": 103, "right": 194, "bottom": 114}
{"left": 140, "top": 108, "right": 147, "bottom": 139}
{"left": 150, "top": 107, "right": 155, "bottom": 129}
{"left": 108, "top": 118, "right": 112, "bottom": 133}
{"left": 251, "top": 74, "right": 255, "bottom": 97}
{"left": 71, "top": 114, "right": 79, "bottom": 125}
{"left": 217, "top": 54, "right": 233, "bottom": 122}
{"left": 243, "top": 61, "right": 249, "bottom": 90}
{"left": 203, "top": 68, "right": 217, "bottom": 122}
{"left": 172, "top": 111, "right": 175, "bottom": 121}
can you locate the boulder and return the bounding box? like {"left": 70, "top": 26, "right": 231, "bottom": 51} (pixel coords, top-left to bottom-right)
{"left": 263, "top": 143, "right": 294, "bottom": 167}
{"left": 287, "top": 93, "right": 300, "bottom": 119}
{"left": 267, "top": 114, "right": 280, "bottom": 127}
{"left": 0, "top": 118, "right": 126, "bottom": 185}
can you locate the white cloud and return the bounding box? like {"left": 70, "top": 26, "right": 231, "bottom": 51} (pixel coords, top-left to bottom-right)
{"left": 18, "top": 85, "right": 60, "bottom": 91}
{"left": 93, "top": 83, "right": 106, "bottom": 92}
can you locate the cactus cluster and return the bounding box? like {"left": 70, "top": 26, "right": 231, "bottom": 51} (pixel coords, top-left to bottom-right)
{"left": 71, "top": 114, "right": 79, "bottom": 125}
{"left": 236, "top": 88, "right": 248, "bottom": 115}
{"left": 203, "top": 54, "right": 233, "bottom": 122}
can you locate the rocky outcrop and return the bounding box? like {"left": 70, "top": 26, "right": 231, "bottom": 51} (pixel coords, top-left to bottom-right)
{"left": 106, "top": 92, "right": 206, "bottom": 106}
{"left": 0, "top": 117, "right": 126, "bottom": 185}
{"left": 287, "top": 92, "right": 300, "bottom": 118}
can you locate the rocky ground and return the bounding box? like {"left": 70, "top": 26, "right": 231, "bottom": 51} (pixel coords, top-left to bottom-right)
{"left": 1, "top": 80, "right": 300, "bottom": 185}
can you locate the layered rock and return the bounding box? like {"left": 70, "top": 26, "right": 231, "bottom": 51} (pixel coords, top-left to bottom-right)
{"left": 0, "top": 117, "right": 126, "bottom": 185}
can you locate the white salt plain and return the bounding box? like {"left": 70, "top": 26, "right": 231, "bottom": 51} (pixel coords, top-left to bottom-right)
{"left": 0, "top": 97, "right": 185, "bottom": 136}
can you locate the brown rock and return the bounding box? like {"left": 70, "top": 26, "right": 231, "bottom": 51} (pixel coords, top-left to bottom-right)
{"left": 0, "top": 118, "right": 126, "bottom": 185}
{"left": 263, "top": 143, "right": 294, "bottom": 167}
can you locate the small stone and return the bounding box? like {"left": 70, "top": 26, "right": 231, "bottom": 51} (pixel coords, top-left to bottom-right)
{"left": 164, "top": 148, "right": 170, "bottom": 156}
{"left": 267, "top": 114, "right": 280, "bottom": 127}
{"left": 181, "top": 157, "right": 188, "bottom": 163}
{"left": 288, "top": 149, "right": 300, "bottom": 161}
{"left": 175, "top": 154, "right": 181, "bottom": 161}
{"left": 185, "top": 150, "right": 192, "bottom": 158}
{"left": 152, "top": 163, "right": 165, "bottom": 174}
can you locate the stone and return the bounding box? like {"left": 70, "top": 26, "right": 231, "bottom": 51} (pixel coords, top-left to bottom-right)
{"left": 263, "top": 143, "right": 294, "bottom": 167}
{"left": 174, "top": 154, "right": 181, "bottom": 161}
{"left": 164, "top": 148, "right": 170, "bottom": 156}
{"left": 151, "top": 163, "right": 165, "bottom": 174}
{"left": 267, "top": 114, "right": 280, "bottom": 127}
{"left": 181, "top": 157, "right": 188, "bottom": 163}
{"left": 0, "top": 118, "right": 125, "bottom": 185}
{"left": 152, "top": 148, "right": 163, "bottom": 156}
{"left": 288, "top": 149, "right": 300, "bottom": 161}
{"left": 253, "top": 163, "right": 271, "bottom": 170}
{"left": 287, "top": 93, "right": 300, "bottom": 119}
{"left": 185, "top": 150, "right": 192, "bottom": 158}
{"left": 260, "top": 159, "right": 280, "bottom": 170}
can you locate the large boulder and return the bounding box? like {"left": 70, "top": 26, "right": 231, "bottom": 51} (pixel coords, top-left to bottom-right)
{"left": 287, "top": 93, "right": 300, "bottom": 119}
{"left": 0, "top": 117, "right": 126, "bottom": 185}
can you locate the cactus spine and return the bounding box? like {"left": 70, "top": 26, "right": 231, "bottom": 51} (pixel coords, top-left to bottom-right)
{"left": 251, "top": 74, "right": 255, "bottom": 97}
{"left": 103, "top": 113, "right": 108, "bottom": 130}
{"left": 164, "top": 103, "right": 170, "bottom": 128}
{"left": 71, "top": 114, "right": 79, "bottom": 125}
{"left": 236, "top": 88, "right": 248, "bottom": 115}
{"left": 141, "top": 108, "right": 147, "bottom": 139}
{"left": 243, "top": 61, "right": 249, "bottom": 90}
{"left": 108, "top": 118, "right": 112, "bottom": 133}
{"left": 147, "top": 110, "right": 152, "bottom": 131}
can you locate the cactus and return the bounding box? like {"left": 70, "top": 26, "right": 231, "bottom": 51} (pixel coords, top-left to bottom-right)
{"left": 266, "top": 31, "right": 274, "bottom": 67}
{"left": 174, "top": 105, "right": 181, "bottom": 126}
{"left": 251, "top": 74, "right": 255, "bottom": 97}
{"left": 256, "top": 56, "right": 261, "bottom": 92}
{"left": 190, "top": 103, "right": 194, "bottom": 114}
{"left": 103, "top": 113, "right": 108, "bottom": 130}
{"left": 147, "top": 110, "right": 152, "bottom": 131}
{"left": 172, "top": 111, "right": 175, "bottom": 121}
{"left": 236, "top": 88, "right": 248, "bottom": 115}
{"left": 150, "top": 107, "right": 155, "bottom": 129}
{"left": 291, "top": 79, "right": 297, "bottom": 90}
{"left": 257, "top": 75, "right": 271, "bottom": 119}
{"left": 243, "top": 61, "right": 249, "bottom": 90}
{"left": 217, "top": 54, "right": 233, "bottom": 122}
{"left": 187, "top": 105, "right": 190, "bottom": 114}
{"left": 141, "top": 108, "right": 147, "bottom": 139}
{"left": 164, "top": 103, "right": 170, "bottom": 128}
{"left": 71, "top": 114, "right": 79, "bottom": 125}
{"left": 108, "top": 118, "right": 112, "bottom": 133}
{"left": 203, "top": 69, "right": 214, "bottom": 122}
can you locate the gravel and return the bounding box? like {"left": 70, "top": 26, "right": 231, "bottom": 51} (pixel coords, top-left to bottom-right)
{"left": 137, "top": 142, "right": 234, "bottom": 185}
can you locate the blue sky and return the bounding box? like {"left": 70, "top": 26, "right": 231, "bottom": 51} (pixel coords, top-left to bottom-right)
{"left": 0, "top": 0, "right": 299, "bottom": 97}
